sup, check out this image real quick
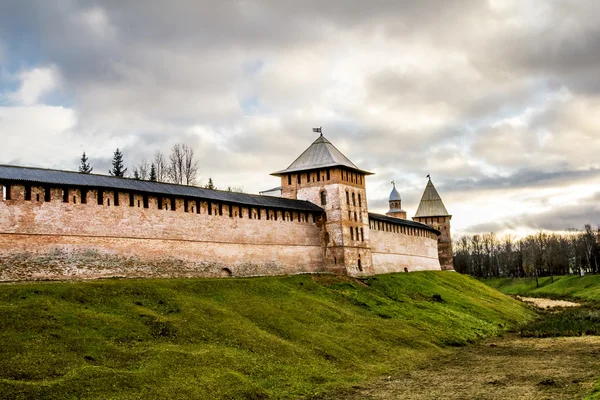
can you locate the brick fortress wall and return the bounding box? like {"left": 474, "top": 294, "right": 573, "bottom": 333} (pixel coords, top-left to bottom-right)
{"left": 368, "top": 218, "right": 441, "bottom": 273}
{"left": 0, "top": 184, "right": 325, "bottom": 281}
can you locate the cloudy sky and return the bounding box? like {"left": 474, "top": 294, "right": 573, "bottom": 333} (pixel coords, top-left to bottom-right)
{"left": 1, "top": 0, "right": 599, "bottom": 237}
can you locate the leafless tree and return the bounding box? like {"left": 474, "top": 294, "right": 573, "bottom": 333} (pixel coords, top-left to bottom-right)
{"left": 134, "top": 159, "right": 150, "bottom": 180}
{"left": 167, "top": 143, "right": 198, "bottom": 185}
{"left": 153, "top": 150, "right": 168, "bottom": 182}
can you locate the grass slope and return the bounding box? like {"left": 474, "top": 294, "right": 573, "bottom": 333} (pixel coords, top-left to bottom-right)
{"left": 485, "top": 275, "right": 600, "bottom": 302}
{"left": 0, "top": 272, "right": 533, "bottom": 399}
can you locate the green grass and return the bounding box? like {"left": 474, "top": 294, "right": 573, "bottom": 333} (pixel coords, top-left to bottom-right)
{"left": 519, "top": 305, "right": 600, "bottom": 337}
{"left": 484, "top": 275, "right": 600, "bottom": 302}
{"left": 587, "top": 381, "right": 600, "bottom": 400}
{"left": 0, "top": 272, "right": 533, "bottom": 399}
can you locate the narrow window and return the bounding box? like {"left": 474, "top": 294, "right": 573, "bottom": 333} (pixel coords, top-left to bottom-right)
{"left": 184, "top": 199, "right": 189, "bottom": 212}
{"left": 73, "top": 196, "right": 77, "bottom": 204}
{"left": 36, "top": 193, "right": 40, "bottom": 202}
{"left": 358, "top": 257, "right": 362, "bottom": 272}
{"left": 355, "top": 227, "right": 359, "bottom": 240}
{"left": 229, "top": 204, "right": 233, "bottom": 218}
{"left": 81, "top": 189, "right": 87, "bottom": 204}
{"left": 258, "top": 208, "right": 261, "bottom": 220}
{"left": 24, "top": 185, "right": 31, "bottom": 201}
{"left": 207, "top": 201, "right": 212, "bottom": 215}
{"left": 361, "top": 228, "right": 364, "bottom": 242}
{"left": 196, "top": 200, "right": 201, "bottom": 214}
{"left": 129, "top": 193, "right": 135, "bottom": 207}
{"left": 113, "top": 191, "right": 119, "bottom": 206}
{"left": 219, "top": 203, "right": 223, "bottom": 216}
{"left": 1, "top": 185, "right": 9, "bottom": 201}
{"left": 170, "top": 197, "right": 176, "bottom": 211}
{"left": 306, "top": 172, "right": 310, "bottom": 183}
{"left": 326, "top": 169, "right": 330, "bottom": 180}
{"left": 297, "top": 174, "right": 301, "bottom": 184}
{"left": 138, "top": 200, "right": 141, "bottom": 207}
{"left": 350, "top": 227, "right": 354, "bottom": 240}
{"left": 274, "top": 210, "right": 278, "bottom": 221}
{"left": 239, "top": 207, "right": 243, "bottom": 218}
{"left": 288, "top": 175, "right": 292, "bottom": 185}
{"left": 358, "top": 194, "right": 361, "bottom": 208}
{"left": 334, "top": 257, "right": 337, "bottom": 265}
{"left": 98, "top": 190, "right": 103, "bottom": 205}
{"left": 320, "top": 191, "right": 327, "bottom": 206}
{"left": 107, "top": 198, "right": 111, "bottom": 206}
{"left": 63, "top": 188, "right": 69, "bottom": 203}
{"left": 346, "top": 191, "right": 350, "bottom": 205}
{"left": 352, "top": 192, "right": 356, "bottom": 206}
{"left": 354, "top": 211, "right": 357, "bottom": 221}
{"left": 348, "top": 211, "right": 351, "bottom": 220}
{"left": 317, "top": 172, "right": 320, "bottom": 182}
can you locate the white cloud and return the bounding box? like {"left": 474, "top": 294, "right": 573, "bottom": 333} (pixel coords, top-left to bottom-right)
{"left": 9, "top": 67, "right": 60, "bottom": 106}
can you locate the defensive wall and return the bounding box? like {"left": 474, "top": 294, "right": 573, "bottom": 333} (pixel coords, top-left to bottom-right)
{"left": 0, "top": 161, "right": 442, "bottom": 282}
{"left": 368, "top": 214, "right": 440, "bottom": 274}
{"left": 0, "top": 181, "right": 326, "bottom": 281}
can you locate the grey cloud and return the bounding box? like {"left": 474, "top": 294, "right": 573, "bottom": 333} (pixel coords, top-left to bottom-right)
{"left": 464, "top": 193, "right": 600, "bottom": 234}
{"left": 444, "top": 168, "right": 600, "bottom": 194}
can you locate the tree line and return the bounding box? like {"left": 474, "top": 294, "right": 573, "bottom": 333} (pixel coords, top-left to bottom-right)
{"left": 77, "top": 145, "right": 232, "bottom": 191}
{"left": 453, "top": 225, "right": 600, "bottom": 282}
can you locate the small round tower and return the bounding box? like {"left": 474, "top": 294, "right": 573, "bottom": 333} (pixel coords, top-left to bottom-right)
{"left": 386, "top": 181, "right": 407, "bottom": 219}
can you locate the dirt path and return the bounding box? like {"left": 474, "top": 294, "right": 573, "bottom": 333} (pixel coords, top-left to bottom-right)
{"left": 343, "top": 336, "right": 600, "bottom": 400}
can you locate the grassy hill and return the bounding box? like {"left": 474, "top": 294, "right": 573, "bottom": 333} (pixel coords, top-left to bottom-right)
{"left": 484, "top": 275, "right": 600, "bottom": 302}
{"left": 0, "top": 272, "right": 533, "bottom": 399}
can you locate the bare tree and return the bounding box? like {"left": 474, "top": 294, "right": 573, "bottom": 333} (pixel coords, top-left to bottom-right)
{"left": 134, "top": 159, "right": 150, "bottom": 180}
{"left": 153, "top": 150, "right": 168, "bottom": 182}
{"left": 167, "top": 143, "right": 198, "bottom": 185}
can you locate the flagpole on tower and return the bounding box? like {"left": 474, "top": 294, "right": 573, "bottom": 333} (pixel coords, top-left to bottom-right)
{"left": 312, "top": 126, "right": 322, "bottom": 136}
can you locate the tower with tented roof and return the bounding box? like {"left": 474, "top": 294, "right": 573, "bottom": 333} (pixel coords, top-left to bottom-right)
{"left": 272, "top": 131, "right": 373, "bottom": 275}
{"left": 413, "top": 177, "right": 454, "bottom": 270}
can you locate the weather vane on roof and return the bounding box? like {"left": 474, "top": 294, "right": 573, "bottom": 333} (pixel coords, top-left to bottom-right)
{"left": 391, "top": 180, "right": 395, "bottom": 186}
{"left": 312, "top": 126, "right": 322, "bottom": 136}
{"left": 426, "top": 174, "right": 430, "bottom": 179}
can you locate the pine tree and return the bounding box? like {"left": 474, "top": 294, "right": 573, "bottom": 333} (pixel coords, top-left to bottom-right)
{"left": 205, "top": 177, "right": 216, "bottom": 190}
{"left": 78, "top": 152, "right": 93, "bottom": 174}
{"left": 109, "top": 148, "right": 128, "bottom": 177}
{"left": 133, "top": 169, "right": 140, "bottom": 180}
{"left": 149, "top": 164, "right": 157, "bottom": 182}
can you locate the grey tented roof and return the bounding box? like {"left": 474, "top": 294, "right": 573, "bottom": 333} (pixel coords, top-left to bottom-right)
{"left": 369, "top": 213, "right": 440, "bottom": 235}
{"left": 414, "top": 178, "right": 450, "bottom": 217}
{"left": 271, "top": 134, "right": 373, "bottom": 176}
{"left": 0, "top": 165, "right": 323, "bottom": 212}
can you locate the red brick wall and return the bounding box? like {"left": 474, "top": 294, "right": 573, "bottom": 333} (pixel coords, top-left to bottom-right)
{"left": 0, "top": 184, "right": 325, "bottom": 281}
{"left": 369, "top": 225, "right": 441, "bottom": 273}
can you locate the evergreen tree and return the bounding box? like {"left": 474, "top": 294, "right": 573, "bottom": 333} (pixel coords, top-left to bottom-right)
{"left": 109, "top": 148, "right": 127, "bottom": 177}
{"left": 78, "top": 152, "right": 93, "bottom": 174}
{"left": 149, "top": 164, "right": 157, "bottom": 182}
{"left": 133, "top": 169, "right": 140, "bottom": 180}
{"left": 205, "top": 177, "right": 216, "bottom": 190}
